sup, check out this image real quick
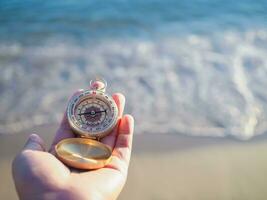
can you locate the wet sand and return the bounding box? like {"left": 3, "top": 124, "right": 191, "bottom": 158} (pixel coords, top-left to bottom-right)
{"left": 1, "top": 126, "right": 267, "bottom": 200}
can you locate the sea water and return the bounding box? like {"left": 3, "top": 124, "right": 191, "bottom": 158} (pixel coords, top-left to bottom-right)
{"left": 0, "top": 0, "right": 267, "bottom": 139}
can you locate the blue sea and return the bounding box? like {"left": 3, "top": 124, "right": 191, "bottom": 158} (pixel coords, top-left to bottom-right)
{"left": 0, "top": 0, "right": 267, "bottom": 139}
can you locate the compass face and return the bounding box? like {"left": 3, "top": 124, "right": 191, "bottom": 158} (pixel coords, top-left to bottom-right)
{"left": 67, "top": 90, "right": 118, "bottom": 139}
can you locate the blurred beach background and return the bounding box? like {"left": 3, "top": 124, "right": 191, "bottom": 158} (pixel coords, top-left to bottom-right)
{"left": 1, "top": 0, "right": 267, "bottom": 199}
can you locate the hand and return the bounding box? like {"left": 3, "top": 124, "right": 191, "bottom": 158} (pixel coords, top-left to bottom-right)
{"left": 12, "top": 89, "right": 134, "bottom": 200}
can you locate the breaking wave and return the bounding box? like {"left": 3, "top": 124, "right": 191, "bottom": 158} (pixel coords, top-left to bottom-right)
{"left": 1, "top": 29, "right": 267, "bottom": 139}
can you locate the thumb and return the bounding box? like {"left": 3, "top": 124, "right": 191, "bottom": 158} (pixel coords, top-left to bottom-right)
{"left": 23, "top": 134, "right": 45, "bottom": 151}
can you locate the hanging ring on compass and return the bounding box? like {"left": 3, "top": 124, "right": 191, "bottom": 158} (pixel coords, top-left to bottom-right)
{"left": 89, "top": 77, "right": 107, "bottom": 93}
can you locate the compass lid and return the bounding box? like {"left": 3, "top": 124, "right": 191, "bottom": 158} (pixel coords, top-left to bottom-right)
{"left": 55, "top": 138, "right": 112, "bottom": 170}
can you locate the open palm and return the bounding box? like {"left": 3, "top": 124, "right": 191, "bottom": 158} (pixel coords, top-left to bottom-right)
{"left": 12, "top": 90, "right": 134, "bottom": 200}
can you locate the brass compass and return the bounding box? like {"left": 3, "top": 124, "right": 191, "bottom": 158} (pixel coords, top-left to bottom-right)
{"left": 55, "top": 78, "right": 118, "bottom": 170}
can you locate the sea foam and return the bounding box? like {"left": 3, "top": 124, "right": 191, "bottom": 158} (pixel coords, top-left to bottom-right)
{"left": 1, "top": 29, "right": 267, "bottom": 139}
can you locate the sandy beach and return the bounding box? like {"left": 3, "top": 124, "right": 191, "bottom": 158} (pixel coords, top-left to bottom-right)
{"left": 1, "top": 125, "right": 267, "bottom": 200}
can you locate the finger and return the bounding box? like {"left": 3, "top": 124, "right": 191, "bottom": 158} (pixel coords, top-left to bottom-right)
{"left": 49, "top": 89, "right": 83, "bottom": 153}
{"left": 101, "top": 93, "right": 125, "bottom": 149}
{"left": 112, "top": 93, "right": 125, "bottom": 118}
{"left": 105, "top": 115, "right": 134, "bottom": 174}
{"left": 23, "top": 134, "right": 45, "bottom": 152}
{"left": 113, "top": 115, "right": 134, "bottom": 162}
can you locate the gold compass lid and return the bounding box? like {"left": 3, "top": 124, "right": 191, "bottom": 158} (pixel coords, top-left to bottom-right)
{"left": 55, "top": 138, "right": 112, "bottom": 170}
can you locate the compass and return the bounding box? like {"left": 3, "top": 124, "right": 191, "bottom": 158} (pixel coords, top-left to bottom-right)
{"left": 55, "top": 78, "right": 119, "bottom": 170}
{"left": 68, "top": 87, "right": 118, "bottom": 139}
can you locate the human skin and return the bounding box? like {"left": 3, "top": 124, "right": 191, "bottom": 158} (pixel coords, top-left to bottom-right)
{"left": 12, "top": 85, "right": 134, "bottom": 200}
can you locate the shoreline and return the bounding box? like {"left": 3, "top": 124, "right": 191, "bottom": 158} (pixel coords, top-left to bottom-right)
{"left": 2, "top": 124, "right": 267, "bottom": 156}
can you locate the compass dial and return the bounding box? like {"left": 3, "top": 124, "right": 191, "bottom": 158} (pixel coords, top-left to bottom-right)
{"left": 67, "top": 90, "right": 118, "bottom": 139}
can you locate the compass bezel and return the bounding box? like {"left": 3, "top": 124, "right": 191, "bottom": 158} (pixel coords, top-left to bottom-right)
{"left": 67, "top": 89, "right": 118, "bottom": 139}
